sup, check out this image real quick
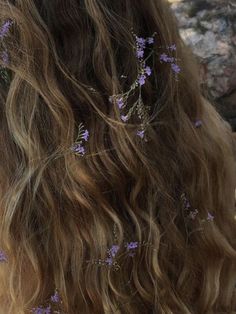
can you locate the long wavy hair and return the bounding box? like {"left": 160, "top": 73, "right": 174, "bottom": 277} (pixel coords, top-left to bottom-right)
{"left": 0, "top": 0, "right": 236, "bottom": 313}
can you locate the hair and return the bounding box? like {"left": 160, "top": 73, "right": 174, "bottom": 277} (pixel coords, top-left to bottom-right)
{"left": 0, "top": 0, "right": 236, "bottom": 313}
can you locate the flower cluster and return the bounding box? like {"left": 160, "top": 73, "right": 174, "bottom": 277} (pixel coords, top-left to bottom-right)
{"left": 70, "top": 123, "right": 89, "bottom": 156}
{"left": 87, "top": 222, "right": 156, "bottom": 273}
{"left": 0, "top": 20, "right": 13, "bottom": 40}
{"left": 30, "top": 289, "right": 65, "bottom": 314}
{"left": 135, "top": 35, "right": 154, "bottom": 86}
{"left": 109, "top": 30, "right": 183, "bottom": 142}
{"left": 181, "top": 193, "right": 199, "bottom": 220}
{"left": 0, "top": 19, "right": 13, "bottom": 68}
{"left": 109, "top": 31, "right": 157, "bottom": 142}
{"left": 181, "top": 193, "right": 214, "bottom": 222}
{"left": 159, "top": 44, "right": 181, "bottom": 78}
{"left": 86, "top": 240, "right": 141, "bottom": 272}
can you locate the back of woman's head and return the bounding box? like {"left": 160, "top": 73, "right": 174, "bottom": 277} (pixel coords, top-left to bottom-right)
{"left": 0, "top": 1, "right": 236, "bottom": 313}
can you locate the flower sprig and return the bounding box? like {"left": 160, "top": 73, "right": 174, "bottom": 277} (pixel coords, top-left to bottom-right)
{"left": 0, "top": 19, "right": 13, "bottom": 69}
{"left": 181, "top": 192, "right": 214, "bottom": 222}
{"left": 70, "top": 123, "right": 89, "bottom": 156}
{"left": 159, "top": 44, "right": 181, "bottom": 79}
{"left": 0, "top": 19, "right": 13, "bottom": 40}
{"left": 109, "top": 31, "right": 157, "bottom": 141}
{"left": 181, "top": 193, "right": 199, "bottom": 220}
{"left": 30, "top": 289, "right": 65, "bottom": 314}
{"left": 109, "top": 30, "right": 182, "bottom": 142}
{"left": 86, "top": 222, "right": 157, "bottom": 272}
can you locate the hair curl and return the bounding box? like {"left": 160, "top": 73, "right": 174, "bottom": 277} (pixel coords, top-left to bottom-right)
{"left": 0, "top": 0, "right": 236, "bottom": 313}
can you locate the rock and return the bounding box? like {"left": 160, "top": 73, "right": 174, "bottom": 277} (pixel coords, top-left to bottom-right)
{"left": 169, "top": 0, "right": 236, "bottom": 96}
{"left": 168, "top": 0, "right": 236, "bottom": 130}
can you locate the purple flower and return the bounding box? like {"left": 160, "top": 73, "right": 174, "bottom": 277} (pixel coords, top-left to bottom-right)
{"left": 207, "top": 212, "right": 214, "bottom": 221}
{"left": 194, "top": 120, "right": 202, "bottom": 128}
{"left": 138, "top": 74, "right": 146, "bottom": 86}
{"left": 108, "top": 244, "right": 120, "bottom": 258}
{"left": 0, "top": 20, "right": 13, "bottom": 40}
{"left": 82, "top": 129, "right": 89, "bottom": 141}
{"left": 121, "top": 115, "right": 129, "bottom": 122}
{"left": 137, "top": 130, "right": 145, "bottom": 138}
{"left": 136, "top": 48, "right": 144, "bottom": 59}
{"left": 71, "top": 143, "right": 85, "bottom": 155}
{"left": 136, "top": 37, "right": 146, "bottom": 48}
{"left": 2, "top": 50, "right": 9, "bottom": 64}
{"left": 168, "top": 44, "right": 176, "bottom": 51}
{"left": 160, "top": 53, "right": 169, "bottom": 63}
{"left": 167, "top": 57, "right": 175, "bottom": 63}
{"left": 116, "top": 97, "right": 124, "bottom": 109}
{"left": 147, "top": 37, "right": 154, "bottom": 44}
{"left": 171, "top": 63, "right": 181, "bottom": 74}
{"left": 126, "top": 242, "right": 138, "bottom": 250}
{"left": 50, "top": 290, "right": 60, "bottom": 303}
{"left": 0, "top": 250, "right": 7, "bottom": 262}
{"left": 144, "top": 66, "right": 152, "bottom": 76}
{"left": 31, "top": 307, "right": 44, "bottom": 314}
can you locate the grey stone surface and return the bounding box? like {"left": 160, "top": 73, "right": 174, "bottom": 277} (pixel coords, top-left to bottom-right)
{"left": 169, "top": 0, "right": 236, "bottom": 130}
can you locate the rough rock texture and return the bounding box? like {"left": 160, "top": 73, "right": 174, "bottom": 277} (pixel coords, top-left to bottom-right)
{"left": 169, "top": 0, "right": 236, "bottom": 130}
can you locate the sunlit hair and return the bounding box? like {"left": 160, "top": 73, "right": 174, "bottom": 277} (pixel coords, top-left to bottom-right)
{"left": 0, "top": 0, "right": 236, "bottom": 313}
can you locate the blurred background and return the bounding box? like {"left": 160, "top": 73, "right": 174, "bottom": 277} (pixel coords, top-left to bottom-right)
{"left": 168, "top": 0, "right": 236, "bottom": 131}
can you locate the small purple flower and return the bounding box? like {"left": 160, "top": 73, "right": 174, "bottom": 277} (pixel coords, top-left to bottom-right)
{"left": 171, "top": 63, "right": 181, "bottom": 74}
{"left": 167, "top": 57, "right": 175, "bottom": 63}
{"left": 138, "top": 74, "right": 146, "bottom": 86}
{"left": 72, "top": 143, "right": 85, "bottom": 155}
{"left": 207, "top": 212, "right": 214, "bottom": 221}
{"left": 168, "top": 44, "right": 176, "bottom": 51}
{"left": 108, "top": 244, "right": 120, "bottom": 257}
{"left": 0, "top": 20, "right": 13, "bottom": 40}
{"left": 116, "top": 97, "right": 124, "bottom": 109}
{"left": 136, "top": 37, "right": 146, "bottom": 48}
{"left": 0, "top": 250, "right": 7, "bottom": 262}
{"left": 2, "top": 50, "right": 9, "bottom": 64}
{"left": 194, "top": 120, "right": 202, "bottom": 128}
{"left": 144, "top": 66, "right": 152, "bottom": 76}
{"left": 137, "top": 130, "right": 145, "bottom": 138}
{"left": 121, "top": 115, "right": 129, "bottom": 122}
{"left": 160, "top": 53, "right": 169, "bottom": 63}
{"left": 82, "top": 129, "right": 89, "bottom": 141}
{"left": 31, "top": 307, "right": 44, "bottom": 314}
{"left": 147, "top": 37, "right": 154, "bottom": 44}
{"left": 136, "top": 48, "right": 144, "bottom": 59}
{"left": 50, "top": 290, "right": 60, "bottom": 303}
{"left": 126, "top": 242, "right": 138, "bottom": 250}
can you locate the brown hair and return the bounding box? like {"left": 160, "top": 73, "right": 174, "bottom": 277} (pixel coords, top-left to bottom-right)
{"left": 0, "top": 0, "right": 236, "bottom": 313}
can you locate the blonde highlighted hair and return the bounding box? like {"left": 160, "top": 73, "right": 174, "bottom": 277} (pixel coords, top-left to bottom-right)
{"left": 0, "top": 0, "right": 236, "bottom": 313}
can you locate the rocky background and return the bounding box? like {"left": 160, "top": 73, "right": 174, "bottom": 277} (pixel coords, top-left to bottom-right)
{"left": 168, "top": 0, "right": 236, "bottom": 131}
